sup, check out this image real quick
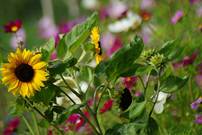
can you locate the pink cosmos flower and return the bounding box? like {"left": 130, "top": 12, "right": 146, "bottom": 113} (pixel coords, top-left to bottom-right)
{"left": 190, "top": 0, "right": 200, "bottom": 4}
{"left": 100, "top": 99, "right": 113, "bottom": 113}
{"left": 135, "top": 91, "right": 142, "bottom": 97}
{"left": 123, "top": 76, "right": 138, "bottom": 90}
{"left": 195, "top": 114, "right": 202, "bottom": 124}
{"left": 171, "top": 10, "right": 184, "bottom": 24}
{"left": 101, "top": 33, "right": 122, "bottom": 56}
{"left": 173, "top": 52, "right": 197, "bottom": 69}
{"left": 106, "top": 1, "right": 128, "bottom": 19}
{"left": 66, "top": 114, "right": 85, "bottom": 131}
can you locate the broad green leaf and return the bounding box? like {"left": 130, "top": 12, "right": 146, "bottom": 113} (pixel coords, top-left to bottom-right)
{"left": 95, "top": 36, "right": 144, "bottom": 81}
{"left": 56, "top": 12, "right": 98, "bottom": 59}
{"left": 41, "top": 37, "right": 55, "bottom": 61}
{"left": 119, "top": 64, "right": 140, "bottom": 77}
{"left": 31, "top": 84, "right": 56, "bottom": 105}
{"left": 160, "top": 75, "right": 188, "bottom": 93}
{"left": 48, "top": 58, "right": 77, "bottom": 75}
{"left": 44, "top": 108, "right": 54, "bottom": 122}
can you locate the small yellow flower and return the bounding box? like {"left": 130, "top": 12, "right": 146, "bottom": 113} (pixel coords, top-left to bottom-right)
{"left": 90, "top": 27, "right": 102, "bottom": 64}
{"left": 1, "top": 48, "right": 48, "bottom": 97}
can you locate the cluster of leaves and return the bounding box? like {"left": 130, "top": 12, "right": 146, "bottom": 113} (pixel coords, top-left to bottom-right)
{"left": 9, "top": 12, "right": 189, "bottom": 135}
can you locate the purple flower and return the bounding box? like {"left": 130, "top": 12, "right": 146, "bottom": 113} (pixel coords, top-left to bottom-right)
{"left": 195, "top": 114, "right": 202, "bottom": 124}
{"left": 171, "top": 10, "right": 184, "bottom": 24}
{"left": 191, "top": 97, "right": 202, "bottom": 110}
{"left": 38, "top": 16, "right": 58, "bottom": 39}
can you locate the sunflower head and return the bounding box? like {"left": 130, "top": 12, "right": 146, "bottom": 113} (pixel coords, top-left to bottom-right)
{"left": 1, "top": 48, "right": 48, "bottom": 97}
{"left": 90, "top": 26, "right": 102, "bottom": 64}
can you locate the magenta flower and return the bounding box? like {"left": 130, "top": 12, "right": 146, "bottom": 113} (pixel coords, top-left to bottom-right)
{"left": 171, "top": 10, "right": 184, "bottom": 24}
{"left": 4, "top": 20, "right": 22, "bottom": 33}
{"left": 99, "top": 7, "right": 108, "bottom": 20}
{"left": 100, "top": 99, "right": 113, "bottom": 113}
{"left": 3, "top": 117, "right": 20, "bottom": 135}
{"left": 195, "top": 114, "right": 202, "bottom": 124}
{"left": 66, "top": 113, "right": 85, "bottom": 131}
{"left": 173, "top": 52, "right": 197, "bottom": 69}
{"left": 123, "top": 76, "right": 138, "bottom": 90}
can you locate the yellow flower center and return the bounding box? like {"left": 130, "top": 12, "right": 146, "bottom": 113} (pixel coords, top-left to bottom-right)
{"left": 11, "top": 26, "right": 18, "bottom": 32}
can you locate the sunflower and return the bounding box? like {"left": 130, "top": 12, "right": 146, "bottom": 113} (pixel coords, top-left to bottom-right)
{"left": 1, "top": 48, "right": 48, "bottom": 97}
{"left": 90, "top": 26, "right": 102, "bottom": 64}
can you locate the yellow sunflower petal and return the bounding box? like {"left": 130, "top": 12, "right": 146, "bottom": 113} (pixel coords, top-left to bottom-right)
{"left": 8, "top": 80, "right": 19, "bottom": 92}
{"left": 28, "top": 53, "right": 42, "bottom": 65}
{"left": 20, "top": 83, "right": 29, "bottom": 97}
{"left": 33, "top": 62, "right": 47, "bottom": 70}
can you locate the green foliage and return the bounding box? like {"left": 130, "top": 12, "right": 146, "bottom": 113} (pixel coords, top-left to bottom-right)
{"left": 48, "top": 57, "right": 77, "bottom": 76}
{"left": 95, "top": 36, "right": 144, "bottom": 81}
{"left": 160, "top": 75, "right": 189, "bottom": 93}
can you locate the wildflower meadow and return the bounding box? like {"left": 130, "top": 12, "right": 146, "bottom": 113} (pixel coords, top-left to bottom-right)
{"left": 0, "top": 0, "right": 202, "bottom": 135}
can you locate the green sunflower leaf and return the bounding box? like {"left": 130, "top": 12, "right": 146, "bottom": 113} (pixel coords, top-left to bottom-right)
{"left": 41, "top": 37, "right": 55, "bottom": 61}
{"left": 56, "top": 12, "right": 98, "bottom": 59}
{"left": 95, "top": 36, "right": 144, "bottom": 81}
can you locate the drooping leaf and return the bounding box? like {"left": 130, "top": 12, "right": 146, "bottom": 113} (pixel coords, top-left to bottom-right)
{"left": 146, "top": 117, "right": 159, "bottom": 135}
{"left": 160, "top": 75, "right": 188, "bottom": 93}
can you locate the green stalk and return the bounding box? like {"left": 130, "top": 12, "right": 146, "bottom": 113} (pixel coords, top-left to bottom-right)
{"left": 31, "top": 112, "right": 40, "bottom": 135}
{"left": 22, "top": 116, "right": 35, "bottom": 135}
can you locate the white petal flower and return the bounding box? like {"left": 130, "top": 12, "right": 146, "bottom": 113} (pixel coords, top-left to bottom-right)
{"left": 82, "top": 0, "right": 99, "bottom": 10}
{"left": 152, "top": 91, "right": 170, "bottom": 114}
{"left": 108, "top": 12, "right": 142, "bottom": 33}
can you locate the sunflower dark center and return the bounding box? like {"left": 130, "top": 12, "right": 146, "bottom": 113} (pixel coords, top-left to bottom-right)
{"left": 15, "top": 63, "right": 34, "bottom": 82}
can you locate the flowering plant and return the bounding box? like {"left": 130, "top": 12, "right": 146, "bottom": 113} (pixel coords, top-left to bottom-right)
{"left": 0, "top": 12, "right": 190, "bottom": 135}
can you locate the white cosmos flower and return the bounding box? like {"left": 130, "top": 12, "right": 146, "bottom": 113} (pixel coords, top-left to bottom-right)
{"left": 152, "top": 91, "right": 170, "bottom": 114}
{"left": 108, "top": 11, "right": 142, "bottom": 33}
